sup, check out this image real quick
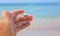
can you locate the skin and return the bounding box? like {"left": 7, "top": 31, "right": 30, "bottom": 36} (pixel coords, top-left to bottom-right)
{"left": 0, "top": 10, "right": 32, "bottom": 36}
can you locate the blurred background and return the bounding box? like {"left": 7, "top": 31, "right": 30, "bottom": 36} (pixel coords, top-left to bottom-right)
{"left": 0, "top": 0, "right": 60, "bottom": 36}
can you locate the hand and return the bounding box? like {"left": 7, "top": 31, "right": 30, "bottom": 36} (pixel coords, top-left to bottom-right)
{"left": 0, "top": 10, "right": 32, "bottom": 36}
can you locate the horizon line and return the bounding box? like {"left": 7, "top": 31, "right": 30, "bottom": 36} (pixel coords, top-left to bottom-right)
{"left": 0, "top": 3, "right": 60, "bottom": 6}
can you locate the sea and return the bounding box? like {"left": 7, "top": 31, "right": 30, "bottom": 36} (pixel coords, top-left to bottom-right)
{"left": 0, "top": 3, "right": 60, "bottom": 18}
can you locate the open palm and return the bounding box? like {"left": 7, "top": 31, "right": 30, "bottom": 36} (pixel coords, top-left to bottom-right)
{"left": 0, "top": 10, "right": 32, "bottom": 36}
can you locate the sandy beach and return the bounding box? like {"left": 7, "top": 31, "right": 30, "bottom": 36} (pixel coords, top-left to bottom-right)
{"left": 16, "top": 17, "right": 60, "bottom": 36}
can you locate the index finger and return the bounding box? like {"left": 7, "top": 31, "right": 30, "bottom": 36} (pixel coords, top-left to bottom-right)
{"left": 10, "top": 10, "right": 24, "bottom": 20}
{"left": 11, "top": 10, "right": 24, "bottom": 15}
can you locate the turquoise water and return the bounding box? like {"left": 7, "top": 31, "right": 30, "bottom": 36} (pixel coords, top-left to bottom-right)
{"left": 0, "top": 4, "right": 60, "bottom": 18}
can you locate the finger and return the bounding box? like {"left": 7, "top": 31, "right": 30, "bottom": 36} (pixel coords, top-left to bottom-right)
{"left": 17, "top": 22, "right": 30, "bottom": 32}
{"left": 2, "top": 10, "right": 9, "bottom": 18}
{"left": 11, "top": 10, "right": 24, "bottom": 18}
{"left": 2, "top": 10, "right": 11, "bottom": 22}
{"left": 15, "top": 15, "right": 32, "bottom": 23}
{"left": 14, "top": 19, "right": 29, "bottom": 33}
{"left": 11, "top": 10, "right": 24, "bottom": 15}
{"left": 28, "top": 15, "right": 32, "bottom": 21}
{"left": 15, "top": 16, "right": 24, "bottom": 23}
{"left": 15, "top": 15, "right": 28, "bottom": 23}
{"left": 16, "top": 20, "right": 30, "bottom": 27}
{"left": 10, "top": 10, "right": 24, "bottom": 21}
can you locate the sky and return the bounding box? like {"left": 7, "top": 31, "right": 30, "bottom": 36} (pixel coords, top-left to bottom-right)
{"left": 0, "top": 0, "right": 60, "bottom": 3}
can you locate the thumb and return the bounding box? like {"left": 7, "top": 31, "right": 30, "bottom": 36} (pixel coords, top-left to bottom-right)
{"left": 2, "top": 10, "right": 10, "bottom": 23}
{"left": 2, "top": 10, "right": 15, "bottom": 36}
{"left": 2, "top": 10, "right": 9, "bottom": 19}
